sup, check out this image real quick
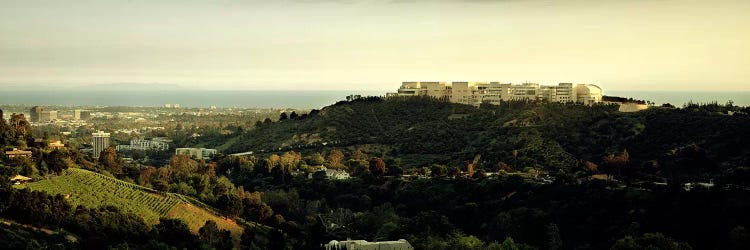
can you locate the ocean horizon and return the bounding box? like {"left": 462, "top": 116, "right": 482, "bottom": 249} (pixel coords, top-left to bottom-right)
{"left": 0, "top": 89, "right": 748, "bottom": 108}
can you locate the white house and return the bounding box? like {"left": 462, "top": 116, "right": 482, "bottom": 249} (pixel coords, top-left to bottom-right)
{"left": 325, "top": 239, "right": 413, "bottom": 250}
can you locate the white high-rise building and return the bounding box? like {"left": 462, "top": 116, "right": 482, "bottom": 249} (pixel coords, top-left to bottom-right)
{"left": 391, "top": 81, "right": 602, "bottom": 106}
{"left": 92, "top": 131, "right": 110, "bottom": 159}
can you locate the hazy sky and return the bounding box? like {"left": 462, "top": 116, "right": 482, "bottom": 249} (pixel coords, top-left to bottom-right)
{"left": 1, "top": 0, "right": 748, "bottom": 91}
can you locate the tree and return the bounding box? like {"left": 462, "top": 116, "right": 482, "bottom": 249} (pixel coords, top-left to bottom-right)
{"left": 0, "top": 109, "right": 10, "bottom": 145}
{"left": 369, "top": 157, "right": 386, "bottom": 176}
{"left": 46, "top": 150, "right": 71, "bottom": 174}
{"left": 9, "top": 113, "right": 31, "bottom": 144}
{"left": 98, "top": 146, "right": 124, "bottom": 175}
{"left": 447, "top": 167, "right": 461, "bottom": 178}
{"left": 289, "top": 111, "right": 299, "bottom": 120}
{"left": 601, "top": 149, "right": 629, "bottom": 177}
{"left": 611, "top": 233, "right": 692, "bottom": 250}
{"left": 467, "top": 163, "right": 475, "bottom": 178}
{"left": 198, "top": 220, "right": 232, "bottom": 249}
{"left": 279, "top": 112, "right": 288, "bottom": 121}
{"left": 498, "top": 161, "right": 512, "bottom": 172}
{"left": 139, "top": 166, "right": 157, "bottom": 186}
{"left": 351, "top": 149, "right": 366, "bottom": 160}
{"left": 8, "top": 156, "right": 36, "bottom": 177}
{"left": 241, "top": 226, "right": 256, "bottom": 249}
{"left": 269, "top": 229, "right": 286, "bottom": 250}
{"left": 279, "top": 151, "right": 301, "bottom": 173}
{"left": 199, "top": 220, "right": 220, "bottom": 244}
{"left": 347, "top": 159, "right": 369, "bottom": 176}
{"left": 584, "top": 160, "right": 598, "bottom": 172}
{"left": 500, "top": 237, "right": 521, "bottom": 250}
{"left": 447, "top": 232, "right": 484, "bottom": 249}
{"left": 199, "top": 162, "right": 218, "bottom": 177}
{"left": 218, "top": 194, "right": 243, "bottom": 217}
{"left": 430, "top": 164, "right": 448, "bottom": 178}
{"left": 546, "top": 223, "right": 562, "bottom": 250}
{"left": 304, "top": 153, "right": 325, "bottom": 166}
{"left": 487, "top": 207, "right": 550, "bottom": 247}
{"left": 327, "top": 150, "right": 345, "bottom": 169}
{"left": 309, "top": 109, "right": 320, "bottom": 117}
{"left": 245, "top": 202, "right": 274, "bottom": 222}
{"left": 730, "top": 226, "right": 750, "bottom": 250}
{"left": 268, "top": 153, "right": 281, "bottom": 167}
{"left": 169, "top": 154, "right": 199, "bottom": 180}
{"left": 154, "top": 218, "right": 197, "bottom": 248}
{"left": 387, "top": 165, "right": 404, "bottom": 177}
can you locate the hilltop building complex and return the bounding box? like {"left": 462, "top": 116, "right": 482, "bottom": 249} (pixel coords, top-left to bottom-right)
{"left": 388, "top": 82, "right": 602, "bottom": 106}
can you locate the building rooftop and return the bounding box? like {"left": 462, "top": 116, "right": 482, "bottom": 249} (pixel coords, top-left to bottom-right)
{"left": 93, "top": 130, "right": 110, "bottom": 136}
{"left": 326, "top": 239, "right": 413, "bottom": 250}
{"left": 5, "top": 148, "right": 32, "bottom": 155}
{"left": 9, "top": 175, "right": 32, "bottom": 181}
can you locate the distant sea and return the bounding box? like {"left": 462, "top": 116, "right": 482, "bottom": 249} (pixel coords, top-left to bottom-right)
{"left": 0, "top": 90, "right": 748, "bottom": 108}
{"left": 0, "top": 90, "right": 385, "bottom": 109}
{"left": 605, "top": 90, "right": 750, "bottom": 107}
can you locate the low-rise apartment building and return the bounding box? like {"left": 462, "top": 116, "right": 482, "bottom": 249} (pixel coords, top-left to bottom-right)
{"left": 175, "top": 148, "right": 217, "bottom": 160}
{"left": 116, "top": 138, "right": 171, "bottom": 151}
{"left": 5, "top": 148, "right": 32, "bottom": 158}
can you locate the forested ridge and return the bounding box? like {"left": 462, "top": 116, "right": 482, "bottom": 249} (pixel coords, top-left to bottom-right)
{"left": 225, "top": 96, "right": 749, "bottom": 181}
{"left": 1, "top": 97, "right": 749, "bottom": 249}
{"left": 200, "top": 96, "right": 750, "bottom": 249}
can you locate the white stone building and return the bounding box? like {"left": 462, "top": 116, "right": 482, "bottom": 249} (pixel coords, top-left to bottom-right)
{"left": 391, "top": 81, "right": 602, "bottom": 106}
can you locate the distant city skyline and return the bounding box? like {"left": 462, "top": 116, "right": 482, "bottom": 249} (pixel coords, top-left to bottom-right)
{"left": 1, "top": 0, "right": 749, "bottom": 91}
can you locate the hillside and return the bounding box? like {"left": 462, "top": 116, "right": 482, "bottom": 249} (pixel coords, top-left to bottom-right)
{"left": 222, "top": 96, "right": 750, "bottom": 177}
{"left": 17, "top": 168, "right": 246, "bottom": 241}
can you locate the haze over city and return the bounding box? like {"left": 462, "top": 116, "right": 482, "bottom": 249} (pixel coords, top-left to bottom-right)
{"left": 1, "top": 0, "right": 749, "bottom": 91}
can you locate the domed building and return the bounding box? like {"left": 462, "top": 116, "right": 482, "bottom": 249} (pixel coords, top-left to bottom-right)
{"left": 575, "top": 84, "right": 603, "bottom": 105}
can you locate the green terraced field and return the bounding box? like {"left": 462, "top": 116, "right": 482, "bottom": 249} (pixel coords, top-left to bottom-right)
{"left": 16, "top": 168, "right": 278, "bottom": 246}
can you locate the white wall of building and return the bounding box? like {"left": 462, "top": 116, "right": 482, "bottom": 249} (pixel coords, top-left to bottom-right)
{"left": 393, "top": 81, "right": 603, "bottom": 106}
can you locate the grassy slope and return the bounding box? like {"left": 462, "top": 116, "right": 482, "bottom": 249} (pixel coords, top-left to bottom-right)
{"left": 17, "top": 168, "right": 244, "bottom": 240}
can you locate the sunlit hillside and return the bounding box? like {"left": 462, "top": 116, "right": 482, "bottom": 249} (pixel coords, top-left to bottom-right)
{"left": 18, "top": 168, "right": 246, "bottom": 241}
